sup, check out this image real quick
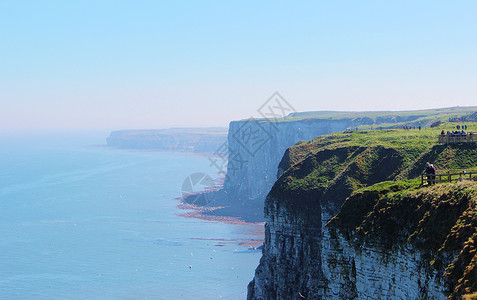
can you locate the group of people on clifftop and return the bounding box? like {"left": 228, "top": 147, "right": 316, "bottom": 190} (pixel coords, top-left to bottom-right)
{"left": 441, "top": 130, "right": 473, "bottom": 136}
{"left": 440, "top": 124, "right": 474, "bottom": 137}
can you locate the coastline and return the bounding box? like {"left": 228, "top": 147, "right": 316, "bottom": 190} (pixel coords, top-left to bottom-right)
{"left": 177, "top": 202, "right": 264, "bottom": 226}
{"left": 176, "top": 202, "right": 265, "bottom": 249}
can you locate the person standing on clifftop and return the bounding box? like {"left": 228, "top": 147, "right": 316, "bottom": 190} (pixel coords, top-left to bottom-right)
{"left": 426, "top": 162, "right": 437, "bottom": 185}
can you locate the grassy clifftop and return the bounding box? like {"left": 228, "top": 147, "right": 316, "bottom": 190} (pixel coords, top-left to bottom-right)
{"left": 271, "top": 124, "right": 477, "bottom": 216}
{"left": 256, "top": 106, "right": 477, "bottom": 127}
{"left": 280, "top": 124, "right": 477, "bottom": 171}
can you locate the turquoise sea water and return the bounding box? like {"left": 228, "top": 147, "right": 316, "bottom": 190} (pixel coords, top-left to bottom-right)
{"left": 0, "top": 132, "right": 262, "bottom": 299}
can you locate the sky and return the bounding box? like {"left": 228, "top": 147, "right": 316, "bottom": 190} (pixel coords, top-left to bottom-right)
{"left": 1, "top": 1, "right": 476, "bottom": 130}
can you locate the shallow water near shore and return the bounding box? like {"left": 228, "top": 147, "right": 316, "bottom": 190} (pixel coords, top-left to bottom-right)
{"left": 0, "top": 132, "right": 263, "bottom": 299}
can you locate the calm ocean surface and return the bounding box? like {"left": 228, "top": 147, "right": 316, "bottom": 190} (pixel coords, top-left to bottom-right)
{"left": 0, "top": 131, "right": 262, "bottom": 299}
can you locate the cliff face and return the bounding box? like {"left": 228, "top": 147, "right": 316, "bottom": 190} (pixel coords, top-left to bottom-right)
{"left": 248, "top": 128, "right": 477, "bottom": 299}
{"left": 248, "top": 189, "right": 326, "bottom": 300}
{"left": 221, "top": 118, "right": 380, "bottom": 219}
{"left": 248, "top": 144, "right": 414, "bottom": 299}
{"left": 323, "top": 181, "right": 477, "bottom": 299}
{"left": 320, "top": 229, "right": 447, "bottom": 299}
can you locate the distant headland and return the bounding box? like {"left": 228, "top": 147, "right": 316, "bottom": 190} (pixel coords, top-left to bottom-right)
{"left": 106, "top": 127, "right": 228, "bottom": 153}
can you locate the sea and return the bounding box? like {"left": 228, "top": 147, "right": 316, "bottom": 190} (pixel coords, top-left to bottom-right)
{"left": 0, "top": 131, "right": 263, "bottom": 299}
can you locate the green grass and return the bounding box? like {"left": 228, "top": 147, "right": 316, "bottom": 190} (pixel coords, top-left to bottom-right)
{"left": 273, "top": 123, "right": 477, "bottom": 207}
{"left": 272, "top": 122, "right": 477, "bottom": 211}
{"left": 250, "top": 106, "right": 477, "bottom": 124}
{"left": 310, "top": 124, "right": 476, "bottom": 149}
{"left": 355, "top": 178, "right": 422, "bottom": 193}
{"left": 282, "top": 122, "right": 477, "bottom": 176}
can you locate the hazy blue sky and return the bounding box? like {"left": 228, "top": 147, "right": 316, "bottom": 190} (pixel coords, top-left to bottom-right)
{"left": 1, "top": 1, "right": 476, "bottom": 130}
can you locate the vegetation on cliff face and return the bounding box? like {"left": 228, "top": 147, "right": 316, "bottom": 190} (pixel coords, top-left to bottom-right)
{"left": 329, "top": 181, "right": 477, "bottom": 299}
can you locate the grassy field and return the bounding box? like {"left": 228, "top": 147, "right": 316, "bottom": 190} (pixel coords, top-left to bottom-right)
{"left": 253, "top": 106, "right": 477, "bottom": 126}
{"left": 288, "top": 106, "right": 477, "bottom": 120}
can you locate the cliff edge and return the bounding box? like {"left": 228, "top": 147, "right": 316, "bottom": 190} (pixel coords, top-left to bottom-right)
{"left": 248, "top": 124, "right": 477, "bottom": 299}
{"left": 187, "top": 107, "right": 477, "bottom": 222}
